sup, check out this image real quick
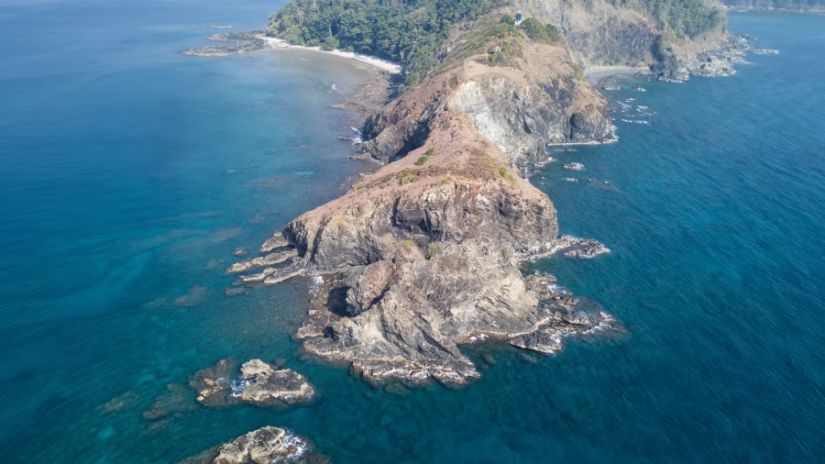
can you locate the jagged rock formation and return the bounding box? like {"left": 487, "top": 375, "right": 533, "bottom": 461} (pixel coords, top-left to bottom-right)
{"left": 557, "top": 0, "right": 662, "bottom": 67}
{"left": 229, "top": 28, "right": 619, "bottom": 387}
{"left": 361, "top": 40, "right": 613, "bottom": 167}
{"left": 179, "top": 426, "right": 321, "bottom": 464}
{"left": 512, "top": 0, "right": 733, "bottom": 81}
{"left": 190, "top": 358, "right": 315, "bottom": 407}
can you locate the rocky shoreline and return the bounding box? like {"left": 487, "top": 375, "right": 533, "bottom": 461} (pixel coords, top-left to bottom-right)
{"left": 655, "top": 33, "right": 779, "bottom": 81}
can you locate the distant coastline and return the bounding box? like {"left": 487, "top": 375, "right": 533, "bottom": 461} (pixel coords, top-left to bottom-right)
{"left": 182, "top": 31, "right": 402, "bottom": 75}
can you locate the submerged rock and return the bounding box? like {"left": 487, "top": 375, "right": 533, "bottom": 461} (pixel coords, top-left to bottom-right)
{"left": 179, "top": 426, "right": 319, "bottom": 464}
{"left": 190, "top": 358, "right": 235, "bottom": 406}
{"left": 143, "top": 383, "right": 197, "bottom": 421}
{"left": 99, "top": 390, "right": 140, "bottom": 414}
{"left": 224, "top": 287, "right": 246, "bottom": 297}
{"left": 227, "top": 250, "right": 298, "bottom": 274}
{"left": 181, "top": 32, "right": 268, "bottom": 57}
{"left": 174, "top": 285, "right": 209, "bottom": 308}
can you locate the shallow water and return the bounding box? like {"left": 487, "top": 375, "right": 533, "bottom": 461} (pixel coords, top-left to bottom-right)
{"left": 1, "top": 3, "right": 824, "bottom": 463}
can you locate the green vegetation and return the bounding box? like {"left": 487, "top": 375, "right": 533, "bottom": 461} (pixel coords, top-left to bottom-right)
{"left": 269, "top": 0, "right": 728, "bottom": 85}
{"left": 397, "top": 168, "right": 420, "bottom": 185}
{"left": 436, "top": 17, "right": 520, "bottom": 70}
{"left": 268, "top": 0, "right": 502, "bottom": 85}
{"left": 415, "top": 155, "right": 430, "bottom": 166}
{"left": 519, "top": 17, "right": 562, "bottom": 44}
{"left": 425, "top": 243, "right": 441, "bottom": 260}
{"left": 605, "top": 0, "right": 725, "bottom": 38}
{"left": 498, "top": 167, "right": 516, "bottom": 186}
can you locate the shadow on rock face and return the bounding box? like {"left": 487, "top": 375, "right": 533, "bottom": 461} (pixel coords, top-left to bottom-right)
{"left": 326, "top": 286, "right": 360, "bottom": 317}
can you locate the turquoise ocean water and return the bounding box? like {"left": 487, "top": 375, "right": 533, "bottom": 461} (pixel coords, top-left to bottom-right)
{"left": 1, "top": 1, "right": 823, "bottom": 462}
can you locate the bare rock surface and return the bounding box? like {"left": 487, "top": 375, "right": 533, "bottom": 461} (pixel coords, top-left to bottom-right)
{"left": 190, "top": 358, "right": 315, "bottom": 407}
{"left": 179, "top": 426, "right": 323, "bottom": 464}
{"left": 235, "top": 359, "right": 316, "bottom": 406}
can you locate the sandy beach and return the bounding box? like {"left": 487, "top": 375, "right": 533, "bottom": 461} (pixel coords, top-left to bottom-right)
{"left": 585, "top": 65, "right": 648, "bottom": 84}
{"left": 257, "top": 34, "right": 402, "bottom": 75}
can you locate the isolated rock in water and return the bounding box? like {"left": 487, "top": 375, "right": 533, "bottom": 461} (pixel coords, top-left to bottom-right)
{"left": 555, "top": 235, "right": 611, "bottom": 259}
{"left": 189, "top": 358, "right": 315, "bottom": 407}
{"left": 563, "top": 162, "right": 585, "bottom": 171}
{"left": 233, "top": 247, "right": 248, "bottom": 257}
{"left": 235, "top": 359, "right": 316, "bottom": 406}
{"left": 178, "top": 426, "right": 315, "bottom": 464}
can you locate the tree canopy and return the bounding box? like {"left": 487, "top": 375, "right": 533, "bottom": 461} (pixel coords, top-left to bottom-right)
{"left": 605, "top": 0, "right": 726, "bottom": 38}
{"left": 268, "top": 0, "right": 502, "bottom": 85}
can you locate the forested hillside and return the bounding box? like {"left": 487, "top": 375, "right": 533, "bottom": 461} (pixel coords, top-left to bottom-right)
{"left": 267, "top": 0, "right": 502, "bottom": 84}
{"left": 604, "top": 0, "right": 726, "bottom": 38}
{"left": 267, "top": 0, "right": 731, "bottom": 85}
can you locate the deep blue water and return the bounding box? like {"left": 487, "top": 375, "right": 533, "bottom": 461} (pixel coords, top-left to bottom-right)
{"left": 1, "top": 2, "right": 824, "bottom": 462}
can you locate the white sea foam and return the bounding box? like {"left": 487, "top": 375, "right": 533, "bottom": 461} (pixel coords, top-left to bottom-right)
{"left": 274, "top": 431, "right": 310, "bottom": 463}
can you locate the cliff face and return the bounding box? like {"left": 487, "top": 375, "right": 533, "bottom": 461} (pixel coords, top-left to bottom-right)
{"left": 513, "top": 0, "right": 732, "bottom": 81}
{"left": 558, "top": 0, "right": 661, "bottom": 67}
{"left": 363, "top": 40, "right": 613, "bottom": 168}
{"left": 230, "top": 35, "right": 616, "bottom": 386}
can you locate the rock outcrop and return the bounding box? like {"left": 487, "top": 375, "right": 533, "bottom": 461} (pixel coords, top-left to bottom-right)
{"left": 190, "top": 358, "right": 315, "bottom": 407}
{"left": 360, "top": 40, "right": 613, "bottom": 168}
{"left": 179, "top": 426, "right": 320, "bottom": 464}
{"left": 513, "top": 0, "right": 735, "bottom": 82}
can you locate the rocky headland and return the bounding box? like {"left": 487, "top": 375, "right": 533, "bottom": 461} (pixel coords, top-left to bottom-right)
{"left": 228, "top": 15, "right": 625, "bottom": 387}
{"left": 212, "top": 0, "right": 775, "bottom": 391}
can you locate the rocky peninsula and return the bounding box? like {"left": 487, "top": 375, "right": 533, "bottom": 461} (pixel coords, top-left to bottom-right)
{"left": 226, "top": 1, "right": 754, "bottom": 387}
